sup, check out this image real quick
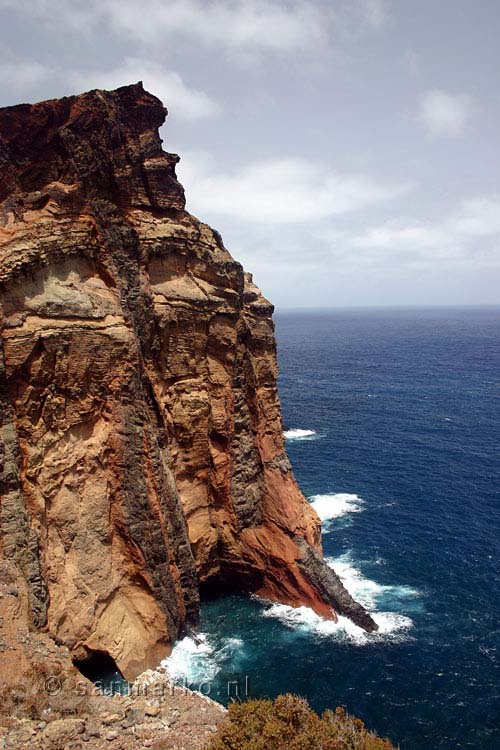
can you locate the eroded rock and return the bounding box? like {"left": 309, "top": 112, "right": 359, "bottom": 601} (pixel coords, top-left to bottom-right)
{"left": 0, "top": 82, "right": 376, "bottom": 684}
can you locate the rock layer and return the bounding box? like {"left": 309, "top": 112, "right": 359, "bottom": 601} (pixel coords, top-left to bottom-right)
{"left": 0, "top": 83, "right": 376, "bottom": 680}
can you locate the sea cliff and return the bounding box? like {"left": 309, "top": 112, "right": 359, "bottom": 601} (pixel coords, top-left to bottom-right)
{"left": 0, "top": 83, "right": 376, "bottom": 683}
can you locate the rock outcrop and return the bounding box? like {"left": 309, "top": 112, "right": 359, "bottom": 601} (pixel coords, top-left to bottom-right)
{"left": 0, "top": 560, "right": 226, "bottom": 750}
{"left": 0, "top": 83, "right": 376, "bottom": 681}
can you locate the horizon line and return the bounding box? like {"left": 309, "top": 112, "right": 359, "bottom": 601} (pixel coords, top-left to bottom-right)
{"left": 274, "top": 303, "right": 500, "bottom": 312}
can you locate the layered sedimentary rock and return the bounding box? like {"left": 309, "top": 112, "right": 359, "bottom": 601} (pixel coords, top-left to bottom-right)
{"left": 0, "top": 83, "right": 376, "bottom": 680}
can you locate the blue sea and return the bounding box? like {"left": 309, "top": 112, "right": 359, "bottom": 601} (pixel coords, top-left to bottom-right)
{"left": 165, "top": 307, "right": 500, "bottom": 750}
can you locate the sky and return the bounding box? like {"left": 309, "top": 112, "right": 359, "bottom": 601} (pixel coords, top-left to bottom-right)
{"left": 0, "top": 0, "right": 499, "bottom": 308}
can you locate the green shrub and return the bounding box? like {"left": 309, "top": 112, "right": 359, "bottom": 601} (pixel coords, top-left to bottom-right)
{"left": 209, "top": 694, "right": 395, "bottom": 750}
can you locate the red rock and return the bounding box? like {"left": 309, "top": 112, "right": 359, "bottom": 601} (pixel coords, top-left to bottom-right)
{"left": 0, "top": 83, "right": 376, "bottom": 682}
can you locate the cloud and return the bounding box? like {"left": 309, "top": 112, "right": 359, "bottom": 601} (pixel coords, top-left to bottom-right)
{"left": 108, "top": 0, "right": 332, "bottom": 52}
{"left": 419, "top": 89, "right": 473, "bottom": 137}
{"left": 0, "top": 0, "right": 95, "bottom": 32}
{"left": 0, "top": 0, "right": 332, "bottom": 54}
{"left": 333, "top": 0, "right": 388, "bottom": 39}
{"left": 0, "top": 53, "right": 55, "bottom": 104}
{"left": 68, "top": 59, "right": 221, "bottom": 121}
{"left": 0, "top": 52, "right": 220, "bottom": 120}
{"left": 357, "top": 0, "right": 387, "bottom": 28}
{"left": 449, "top": 195, "right": 500, "bottom": 237}
{"left": 0, "top": 1, "right": 390, "bottom": 57}
{"left": 204, "top": 193, "right": 500, "bottom": 307}
{"left": 177, "top": 152, "right": 411, "bottom": 223}
{"left": 349, "top": 223, "right": 450, "bottom": 254}
{"left": 327, "top": 194, "right": 500, "bottom": 267}
{"left": 1, "top": 56, "right": 50, "bottom": 89}
{"left": 0, "top": 0, "right": 391, "bottom": 78}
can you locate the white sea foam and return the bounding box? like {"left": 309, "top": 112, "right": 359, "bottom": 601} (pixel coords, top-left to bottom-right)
{"left": 284, "top": 428, "right": 318, "bottom": 440}
{"left": 162, "top": 634, "right": 216, "bottom": 683}
{"left": 309, "top": 493, "right": 365, "bottom": 521}
{"left": 327, "top": 552, "right": 421, "bottom": 608}
{"left": 261, "top": 552, "right": 419, "bottom": 645}
{"left": 262, "top": 603, "right": 413, "bottom": 645}
{"left": 162, "top": 634, "right": 244, "bottom": 686}
{"left": 162, "top": 559, "right": 419, "bottom": 683}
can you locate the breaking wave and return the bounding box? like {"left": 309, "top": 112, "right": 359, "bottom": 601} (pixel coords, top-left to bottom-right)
{"left": 161, "top": 553, "right": 421, "bottom": 692}
{"left": 309, "top": 492, "right": 365, "bottom": 521}
{"left": 261, "top": 604, "right": 413, "bottom": 645}
{"left": 262, "top": 552, "right": 421, "bottom": 645}
{"left": 161, "top": 633, "right": 244, "bottom": 686}
{"left": 327, "top": 552, "right": 421, "bottom": 611}
{"left": 284, "top": 428, "right": 318, "bottom": 440}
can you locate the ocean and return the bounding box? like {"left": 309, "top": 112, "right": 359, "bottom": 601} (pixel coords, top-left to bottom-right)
{"left": 165, "top": 307, "right": 500, "bottom": 750}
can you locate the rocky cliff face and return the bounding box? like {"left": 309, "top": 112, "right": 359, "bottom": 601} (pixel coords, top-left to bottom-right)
{"left": 0, "top": 83, "right": 376, "bottom": 681}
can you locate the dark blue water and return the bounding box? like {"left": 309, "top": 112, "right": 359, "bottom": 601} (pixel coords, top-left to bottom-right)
{"left": 173, "top": 307, "right": 500, "bottom": 750}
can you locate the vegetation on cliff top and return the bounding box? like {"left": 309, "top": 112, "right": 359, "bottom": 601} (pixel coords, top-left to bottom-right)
{"left": 209, "top": 694, "right": 394, "bottom": 750}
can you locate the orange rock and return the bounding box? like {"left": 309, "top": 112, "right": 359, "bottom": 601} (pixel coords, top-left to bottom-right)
{"left": 0, "top": 83, "right": 376, "bottom": 682}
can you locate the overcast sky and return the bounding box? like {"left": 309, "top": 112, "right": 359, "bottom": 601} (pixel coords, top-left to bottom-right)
{"left": 1, "top": 1, "right": 499, "bottom": 307}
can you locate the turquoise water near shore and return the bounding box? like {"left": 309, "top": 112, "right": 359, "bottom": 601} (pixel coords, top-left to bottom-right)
{"left": 166, "top": 307, "right": 500, "bottom": 750}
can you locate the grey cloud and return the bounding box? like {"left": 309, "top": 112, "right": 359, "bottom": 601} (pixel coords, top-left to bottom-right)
{"left": 0, "top": 0, "right": 498, "bottom": 307}
{"left": 178, "top": 151, "right": 411, "bottom": 223}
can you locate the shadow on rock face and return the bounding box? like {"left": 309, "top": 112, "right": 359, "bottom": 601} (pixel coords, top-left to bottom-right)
{"left": 74, "top": 650, "right": 123, "bottom": 684}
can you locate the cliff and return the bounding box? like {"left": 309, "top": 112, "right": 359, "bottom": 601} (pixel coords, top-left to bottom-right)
{"left": 0, "top": 83, "right": 376, "bottom": 681}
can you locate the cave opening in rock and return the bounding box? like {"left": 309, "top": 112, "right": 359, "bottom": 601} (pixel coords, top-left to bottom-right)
{"left": 74, "top": 649, "right": 126, "bottom": 689}
{"left": 199, "top": 567, "right": 264, "bottom": 601}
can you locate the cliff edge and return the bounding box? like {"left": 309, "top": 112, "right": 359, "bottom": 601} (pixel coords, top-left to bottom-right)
{"left": 0, "top": 83, "right": 376, "bottom": 681}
